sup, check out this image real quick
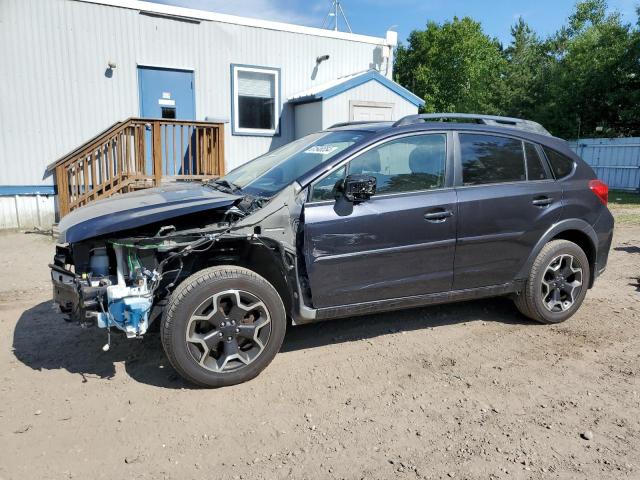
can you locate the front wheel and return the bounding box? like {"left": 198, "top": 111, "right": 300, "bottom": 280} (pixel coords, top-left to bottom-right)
{"left": 514, "top": 240, "right": 590, "bottom": 324}
{"left": 161, "top": 266, "right": 286, "bottom": 387}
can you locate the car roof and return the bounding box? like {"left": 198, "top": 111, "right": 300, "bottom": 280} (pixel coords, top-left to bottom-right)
{"left": 394, "top": 113, "right": 551, "bottom": 136}
{"left": 326, "top": 120, "right": 568, "bottom": 150}
{"left": 327, "top": 113, "right": 553, "bottom": 138}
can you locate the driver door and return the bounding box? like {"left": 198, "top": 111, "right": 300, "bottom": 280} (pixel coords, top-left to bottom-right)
{"left": 303, "top": 132, "right": 457, "bottom": 309}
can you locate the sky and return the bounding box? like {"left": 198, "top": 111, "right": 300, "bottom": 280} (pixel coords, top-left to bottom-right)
{"left": 144, "top": 0, "right": 638, "bottom": 45}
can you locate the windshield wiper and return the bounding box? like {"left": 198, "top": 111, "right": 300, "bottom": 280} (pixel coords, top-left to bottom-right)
{"left": 207, "top": 178, "right": 242, "bottom": 194}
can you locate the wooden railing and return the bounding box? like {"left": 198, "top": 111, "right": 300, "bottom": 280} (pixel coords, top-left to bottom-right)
{"left": 47, "top": 118, "right": 225, "bottom": 217}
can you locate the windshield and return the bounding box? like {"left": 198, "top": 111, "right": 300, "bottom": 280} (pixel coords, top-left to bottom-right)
{"left": 218, "top": 130, "right": 367, "bottom": 197}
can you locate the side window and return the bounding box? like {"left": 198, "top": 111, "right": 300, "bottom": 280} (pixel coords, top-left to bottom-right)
{"left": 542, "top": 147, "right": 575, "bottom": 179}
{"left": 460, "top": 134, "right": 526, "bottom": 185}
{"left": 524, "top": 143, "right": 549, "bottom": 180}
{"left": 347, "top": 134, "right": 447, "bottom": 194}
{"left": 310, "top": 166, "right": 346, "bottom": 201}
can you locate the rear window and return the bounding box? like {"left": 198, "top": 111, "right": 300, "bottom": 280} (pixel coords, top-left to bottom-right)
{"left": 542, "top": 147, "right": 574, "bottom": 179}
{"left": 460, "top": 134, "right": 526, "bottom": 185}
{"left": 524, "top": 143, "right": 549, "bottom": 180}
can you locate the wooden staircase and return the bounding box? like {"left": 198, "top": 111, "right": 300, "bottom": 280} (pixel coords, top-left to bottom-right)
{"left": 47, "top": 118, "right": 225, "bottom": 217}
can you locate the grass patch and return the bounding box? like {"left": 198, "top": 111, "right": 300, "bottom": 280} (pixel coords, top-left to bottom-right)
{"left": 609, "top": 190, "right": 640, "bottom": 207}
{"left": 608, "top": 190, "right": 640, "bottom": 224}
{"left": 613, "top": 212, "right": 640, "bottom": 224}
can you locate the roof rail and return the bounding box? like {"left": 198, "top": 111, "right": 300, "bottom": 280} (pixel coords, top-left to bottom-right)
{"left": 328, "top": 120, "right": 388, "bottom": 129}
{"left": 392, "top": 113, "right": 551, "bottom": 136}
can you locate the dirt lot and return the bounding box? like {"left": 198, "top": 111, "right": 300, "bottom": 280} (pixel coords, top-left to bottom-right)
{"left": 1, "top": 207, "right": 639, "bottom": 480}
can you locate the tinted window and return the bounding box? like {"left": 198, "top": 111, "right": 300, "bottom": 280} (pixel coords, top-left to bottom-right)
{"left": 310, "top": 166, "right": 346, "bottom": 201}
{"left": 460, "top": 134, "right": 526, "bottom": 185}
{"left": 525, "top": 143, "right": 548, "bottom": 180}
{"left": 347, "top": 134, "right": 446, "bottom": 195}
{"left": 543, "top": 147, "right": 574, "bottom": 179}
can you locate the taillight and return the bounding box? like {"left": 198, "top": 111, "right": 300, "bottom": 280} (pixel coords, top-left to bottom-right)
{"left": 589, "top": 179, "right": 608, "bottom": 205}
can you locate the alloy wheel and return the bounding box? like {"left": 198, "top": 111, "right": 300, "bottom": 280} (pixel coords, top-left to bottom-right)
{"left": 541, "top": 254, "right": 583, "bottom": 313}
{"left": 185, "top": 289, "right": 271, "bottom": 373}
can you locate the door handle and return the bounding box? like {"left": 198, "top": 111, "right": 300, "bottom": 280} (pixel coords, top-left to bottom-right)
{"left": 532, "top": 196, "right": 553, "bottom": 207}
{"left": 424, "top": 209, "right": 453, "bottom": 222}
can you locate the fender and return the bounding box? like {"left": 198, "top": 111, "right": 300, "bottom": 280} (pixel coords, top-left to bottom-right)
{"left": 514, "top": 218, "right": 598, "bottom": 286}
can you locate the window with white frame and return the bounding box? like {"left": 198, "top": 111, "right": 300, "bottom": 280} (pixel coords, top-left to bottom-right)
{"left": 232, "top": 65, "right": 280, "bottom": 135}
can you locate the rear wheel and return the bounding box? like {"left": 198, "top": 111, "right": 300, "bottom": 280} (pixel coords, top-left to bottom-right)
{"left": 161, "top": 266, "right": 286, "bottom": 387}
{"left": 514, "top": 240, "right": 590, "bottom": 324}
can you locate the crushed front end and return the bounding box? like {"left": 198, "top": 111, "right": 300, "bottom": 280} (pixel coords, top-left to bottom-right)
{"left": 50, "top": 223, "right": 242, "bottom": 347}
{"left": 51, "top": 241, "right": 156, "bottom": 338}
{"left": 49, "top": 182, "right": 251, "bottom": 346}
{"left": 50, "top": 180, "right": 310, "bottom": 350}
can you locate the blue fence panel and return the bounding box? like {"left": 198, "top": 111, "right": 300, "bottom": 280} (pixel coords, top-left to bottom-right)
{"left": 569, "top": 137, "right": 640, "bottom": 191}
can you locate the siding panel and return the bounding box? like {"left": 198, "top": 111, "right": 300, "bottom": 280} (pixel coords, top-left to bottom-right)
{"left": 569, "top": 137, "right": 640, "bottom": 191}
{"left": 322, "top": 81, "right": 418, "bottom": 127}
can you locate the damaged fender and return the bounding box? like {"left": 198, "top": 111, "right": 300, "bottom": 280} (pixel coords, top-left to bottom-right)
{"left": 51, "top": 182, "right": 316, "bottom": 343}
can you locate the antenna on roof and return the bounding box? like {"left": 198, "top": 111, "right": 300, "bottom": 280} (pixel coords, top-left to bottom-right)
{"left": 321, "top": 0, "right": 352, "bottom": 33}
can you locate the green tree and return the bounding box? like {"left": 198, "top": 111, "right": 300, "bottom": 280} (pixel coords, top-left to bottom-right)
{"left": 394, "top": 17, "right": 506, "bottom": 114}
{"left": 394, "top": 0, "right": 640, "bottom": 138}
{"left": 501, "top": 18, "right": 548, "bottom": 120}
{"left": 541, "top": 0, "right": 640, "bottom": 137}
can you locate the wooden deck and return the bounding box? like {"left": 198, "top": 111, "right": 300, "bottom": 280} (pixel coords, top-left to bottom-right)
{"left": 47, "top": 118, "right": 225, "bottom": 217}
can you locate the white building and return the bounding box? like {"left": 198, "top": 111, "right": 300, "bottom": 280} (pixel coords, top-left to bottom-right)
{"left": 0, "top": 0, "right": 423, "bottom": 228}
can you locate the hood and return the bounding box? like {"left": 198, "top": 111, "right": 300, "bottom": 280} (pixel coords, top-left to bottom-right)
{"left": 59, "top": 183, "right": 241, "bottom": 243}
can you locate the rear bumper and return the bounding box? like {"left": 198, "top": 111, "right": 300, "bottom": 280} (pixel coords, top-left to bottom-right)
{"left": 592, "top": 209, "right": 615, "bottom": 281}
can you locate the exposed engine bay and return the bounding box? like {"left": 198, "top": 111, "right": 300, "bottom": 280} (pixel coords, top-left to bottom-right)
{"left": 50, "top": 182, "right": 310, "bottom": 350}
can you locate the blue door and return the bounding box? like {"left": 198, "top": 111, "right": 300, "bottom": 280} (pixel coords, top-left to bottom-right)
{"left": 138, "top": 67, "right": 195, "bottom": 120}
{"left": 138, "top": 67, "right": 196, "bottom": 175}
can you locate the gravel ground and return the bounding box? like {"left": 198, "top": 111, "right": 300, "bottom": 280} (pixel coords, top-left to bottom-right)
{"left": 1, "top": 208, "right": 639, "bottom": 480}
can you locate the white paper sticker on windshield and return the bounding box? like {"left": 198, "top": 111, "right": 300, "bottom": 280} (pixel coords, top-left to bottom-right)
{"left": 304, "top": 145, "right": 338, "bottom": 155}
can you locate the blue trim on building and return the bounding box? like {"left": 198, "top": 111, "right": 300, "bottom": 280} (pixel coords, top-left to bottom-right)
{"left": 0, "top": 185, "right": 56, "bottom": 196}
{"left": 290, "top": 70, "right": 425, "bottom": 107}
{"left": 230, "top": 63, "right": 282, "bottom": 137}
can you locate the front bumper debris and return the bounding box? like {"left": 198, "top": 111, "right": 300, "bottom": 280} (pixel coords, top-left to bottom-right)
{"left": 50, "top": 263, "right": 105, "bottom": 320}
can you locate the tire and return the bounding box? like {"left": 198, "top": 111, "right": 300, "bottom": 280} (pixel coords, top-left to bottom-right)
{"left": 161, "top": 266, "right": 286, "bottom": 387}
{"left": 514, "top": 240, "right": 590, "bottom": 324}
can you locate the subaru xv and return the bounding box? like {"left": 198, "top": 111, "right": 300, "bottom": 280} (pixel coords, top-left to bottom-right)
{"left": 51, "top": 114, "right": 614, "bottom": 387}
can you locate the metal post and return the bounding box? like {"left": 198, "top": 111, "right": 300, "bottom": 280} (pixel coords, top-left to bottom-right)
{"left": 338, "top": 2, "right": 352, "bottom": 33}
{"left": 322, "top": 1, "right": 352, "bottom": 33}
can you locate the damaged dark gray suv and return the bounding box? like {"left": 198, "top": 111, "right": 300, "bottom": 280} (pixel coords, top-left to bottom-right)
{"left": 51, "top": 114, "right": 614, "bottom": 387}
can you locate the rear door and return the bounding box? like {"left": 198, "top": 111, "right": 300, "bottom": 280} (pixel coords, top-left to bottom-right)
{"left": 303, "top": 132, "right": 457, "bottom": 308}
{"left": 453, "top": 132, "right": 562, "bottom": 290}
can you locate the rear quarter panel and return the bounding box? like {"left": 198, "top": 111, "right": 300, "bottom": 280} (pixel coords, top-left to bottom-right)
{"left": 542, "top": 148, "right": 615, "bottom": 281}
{"left": 556, "top": 156, "right": 605, "bottom": 226}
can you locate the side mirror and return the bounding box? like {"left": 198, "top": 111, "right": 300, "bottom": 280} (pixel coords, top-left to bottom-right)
{"left": 343, "top": 174, "right": 376, "bottom": 202}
